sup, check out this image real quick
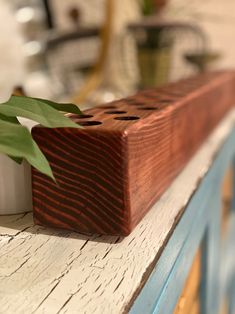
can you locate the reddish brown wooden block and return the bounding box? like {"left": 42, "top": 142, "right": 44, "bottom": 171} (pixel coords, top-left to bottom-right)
{"left": 32, "top": 71, "right": 235, "bottom": 235}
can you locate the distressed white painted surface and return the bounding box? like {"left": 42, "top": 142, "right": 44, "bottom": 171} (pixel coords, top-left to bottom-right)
{"left": 0, "top": 110, "right": 234, "bottom": 314}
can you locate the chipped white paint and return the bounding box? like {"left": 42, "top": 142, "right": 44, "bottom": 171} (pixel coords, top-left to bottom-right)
{"left": 0, "top": 110, "right": 234, "bottom": 314}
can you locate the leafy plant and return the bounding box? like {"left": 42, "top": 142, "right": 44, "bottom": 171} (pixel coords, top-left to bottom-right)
{"left": 0, "top": 95, "right": 82, "bottom": 181}
{"left": 140, "top": 0, "right": 155, "bottom": 15}
{"left": 139, "top": 0, "right": 168, "bottom": 15}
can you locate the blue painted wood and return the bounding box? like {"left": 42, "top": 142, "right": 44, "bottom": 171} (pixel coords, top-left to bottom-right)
{"left": 226, "top": 158, "right": 235, "bottom": 313}
{"left": 203, "top": 188, "right": 221, "bottom": 314}
{"left": 228, "top": 274, "right": 235, "bottom": 314}
{"left": 130, "top": 130, "right": 235, "bottom": 314}
{"left": 200, "top": 227, "right": 209, "bottom": 314}
{"left": 153, "top": 184, "right": 222, "bottom": 314}
{"left": 219, "top": 161, "right": 235, "bottom": 308}
{"left": 231, "top": 156, "right": 235, "bottom": 213}
{"left": 226, "top": 215, "right": 235, "bottom": 313}
{"left": 129, "top": 178, "right": 213, "bottom": 314}
{"left": 152, "top": 193, "right": 212, "bottom": 314}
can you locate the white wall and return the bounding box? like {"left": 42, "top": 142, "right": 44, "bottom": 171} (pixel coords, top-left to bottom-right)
{"left": 167, "top": 0, "right": 235, "bottom": 70}
{"left": 50, "top": 0, "right": 105, "bottom": 29}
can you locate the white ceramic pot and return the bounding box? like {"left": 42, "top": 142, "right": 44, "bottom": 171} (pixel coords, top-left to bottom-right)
{"left": 0, "top": 118, "right": 37, "bottom": 215}
{"left": 0, "top": 155, "right": 32, "bottom": 215}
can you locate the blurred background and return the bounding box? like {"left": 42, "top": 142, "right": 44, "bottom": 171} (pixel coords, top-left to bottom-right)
{"left": 1, "top": 0, "right": 235, "bottom": 108}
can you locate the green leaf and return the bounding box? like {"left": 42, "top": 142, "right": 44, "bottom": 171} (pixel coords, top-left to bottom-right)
{"left": 0, "top": 96, "right": 81, "bottom": 129}
{"left": 0, "top": 96, "right": 82, "bottom": 179}
{"left": 0, "top": 120, "right": 55, "bottom": 181}
{"left": 141, "top": 0, "right": 154, "bottom": 15}
{"left": 9, "top": 156, "right": 23, "bottom": 164}
{"left": 0, "top": 113, "right": 19, "bottom": 124}
{"left": 29, "top": 140, "right": 55, "bottom": 181}
{"left": 31, "top": 97, "right": 82, "bottom": 115}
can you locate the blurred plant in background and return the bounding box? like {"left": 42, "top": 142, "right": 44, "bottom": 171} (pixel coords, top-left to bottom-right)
{"left": 139, "top": 0, "right": 169, "bottom": 16}
{"left": 134, "top": 0, "right": 173, "bottom": 88}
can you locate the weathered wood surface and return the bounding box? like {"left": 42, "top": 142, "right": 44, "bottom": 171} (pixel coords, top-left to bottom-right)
{"left": 32, "top": 71, "right": 235, "bottom": 235}
{"left": 0, "top": 110, "right": 234, "bottom": 314}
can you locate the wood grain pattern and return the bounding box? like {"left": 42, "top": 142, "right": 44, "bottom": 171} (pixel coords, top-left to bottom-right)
{"left": 32, "top": 71, "right": 235, "bottom": 235}
{"left": 0, "top": 112, "right": 234, "bottom": 314}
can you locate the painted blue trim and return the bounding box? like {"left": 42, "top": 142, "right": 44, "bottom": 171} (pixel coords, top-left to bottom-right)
{"left": 231, "top": 157, "right": 235, "bottom": 213}
{"left": 204, "top": 190, "right": 221, "bottom": 314}
{"left": 228, "top": 275, "right": 235, "bottom": 314}
{"left": 153, "top": 192, "right": 214, "bottom": 314}
{"left": 220, "top": 163, "right": 235, "bottom": 306}
{"left": 224, "top": 213, "right": 235, "bottom": 314}
{"left": 201, "top": 227, "right": 209, "bottom": 314}
{"left": 130, "top": 130, "right": 235, "bottom": 314}
{"left": 129, "top": 182, "right": 211, "bottom": 314}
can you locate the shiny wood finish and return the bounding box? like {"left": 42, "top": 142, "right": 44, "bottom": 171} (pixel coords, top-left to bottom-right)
{"left": 32, "top": 71, "right": 235, "bottom": 235}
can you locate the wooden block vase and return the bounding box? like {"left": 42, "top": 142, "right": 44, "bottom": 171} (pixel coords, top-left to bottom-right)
{"left": 32, "top": 71, "right": 235, "bottom": 235}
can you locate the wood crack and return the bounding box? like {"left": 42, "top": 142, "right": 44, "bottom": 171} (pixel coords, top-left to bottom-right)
{"left": 0, "top": 256, "right": 30, "bottom": 278}
{"left": 113, "top": 277, "right": 125, "bottom": 293}
{"left": 32, "top": 251, "right": 84, "bottom": 313}
{"left": 7, "top": 226, "right": 33, "bottom": 243}
{"left": 32, "top": 281, "right": 61, "bottom": 314}
{"left": 80, "top": 240, "right": 89, "bottom": 251}
{"left": 56, "top": 287, "right": 83, "bottom": 314}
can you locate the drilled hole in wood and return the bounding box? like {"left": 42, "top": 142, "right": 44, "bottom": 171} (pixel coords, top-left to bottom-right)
{"left": 127, "top": 101, "right": 145, "bottom": 106}
{"left": 77, "top": 114, "right": 93, "bottom": 119}
{"left": 159, "top": 99, "right": 172, "bottom": 103}
{"left": 114, "top": 116, "right": 140, "bottom": 121}
{"left": 104, "top": 110, "right": 127, "bottom": 114}
{"left": 167, "top": 93, "right": 183, "bottom": 97}
{"left": 125, "top": 98, "right": 136, "bottom": 103}
{"left": 97, "top": 105, "right": 117, "bottom": 109}
{"left": 138, "top": 107, "right": 158, "bottom": 110}
{"left": 184, "top": 82, "right": 198, "bottom": 86}
{"left": 78, "top": 121, "right": 102, "bottom": 126}
{"left": 143, "top": 94, "right": 158, "bottom": 99}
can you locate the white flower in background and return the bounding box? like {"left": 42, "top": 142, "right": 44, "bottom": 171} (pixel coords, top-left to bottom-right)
{"left": 0, "top": 0, "right": 25, "bottom": 102}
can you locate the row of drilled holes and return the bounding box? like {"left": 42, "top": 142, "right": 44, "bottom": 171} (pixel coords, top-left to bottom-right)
{"left": 77, "top": 84, "right": 206, "bottom": 126}
{"left": 77, "top": 82, "right": 209, "bottom": 126}
{"left": 77, "top": 78, "right": 212, "bottom": 125}
{"left": 77, "top": 105, "right": 161, "bottom": 126}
